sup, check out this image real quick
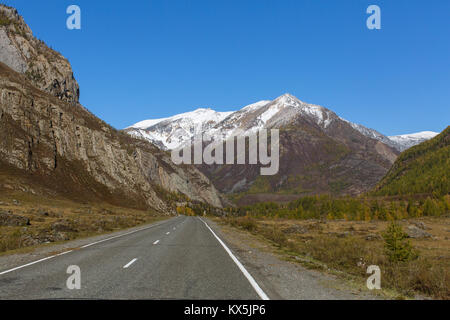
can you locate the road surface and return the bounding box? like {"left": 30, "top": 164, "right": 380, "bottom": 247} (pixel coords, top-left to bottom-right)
{"left": 0, "top": 216, "right": 267, "bottom": 299}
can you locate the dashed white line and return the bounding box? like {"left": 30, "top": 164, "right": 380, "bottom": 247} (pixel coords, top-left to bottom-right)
{"left": 199, "top": 217, "right": 270, "bottom": 300}
{"left": 0, "top": 217, "right": 182, "bottom": 276}
{"left": 123, "top": 258, "right": 138, "bottom": 269}
{"left": 153, "top": 240, "right": 160, "bottom": 245}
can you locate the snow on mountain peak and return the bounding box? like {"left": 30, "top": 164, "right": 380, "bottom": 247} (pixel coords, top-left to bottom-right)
{"left": 125, "top": 94, "right": 437, "bottom": 152}
{"left": 387, "top": 131, "right": 439, "bottom": 151}
{"left": 274, "top": 93, "right": 304, "bottom": 107}
{"left": 128, "top": 107, "right": 232, "bottom": 130}
{"left": 389, "top": 131, "right": 439, "bottom": 140}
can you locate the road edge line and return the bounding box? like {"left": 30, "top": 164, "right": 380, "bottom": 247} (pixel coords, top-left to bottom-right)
{"left": 0, "top": 216, "right": 180, "bottom": 276}
{"left": 199, "top": 217, "right": 270, "bottom": 300}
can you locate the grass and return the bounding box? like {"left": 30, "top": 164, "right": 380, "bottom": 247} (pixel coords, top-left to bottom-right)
{"left": 219, "top": 215, "right": 450, "bottom": 299}
{"left": 0, "top": 189, "right": 169, "bottom": 255}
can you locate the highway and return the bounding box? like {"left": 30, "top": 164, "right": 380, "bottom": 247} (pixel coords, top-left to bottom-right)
{"left": 0, "top": 216, "right": 268, "bottom": 299}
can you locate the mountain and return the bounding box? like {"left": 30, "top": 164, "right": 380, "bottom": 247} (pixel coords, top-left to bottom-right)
{"left": 0, "top": 5, "right": 79, "bottom": 104}
{"left": 373, "top": 126, "right": 449, "bottom": 197}
{"left": 388, "top": 131, "right": 439, "bottom": 152}
{"left": 127, "top": 95, "right": 437, "bottom": 153}
{"left": 0, "top": 5, "right": 222, "bottom": 211}
{"left": 127, "top": 93, "right": 400, "bottom": 202}
{"left": 126, "top": 108, "right": 233, "bottom": 150}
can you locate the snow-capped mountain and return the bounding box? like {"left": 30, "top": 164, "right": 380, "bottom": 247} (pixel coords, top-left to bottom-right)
{"left": 124, "top": 93, "right": 439, "bottom": 199}
{"left": 126, "top": 108, "right": 233, "bottom": 150}
{"left": 125, "top": 93, "right": 406, "bottom": 197}
{"left": 388, "top": 131, "right": 439, "bottom": 151}
{"left": 125, "top": 93, "right": 435, "bottom": 153}
{"left": 126, "top": 94, "right": 340, "bottom": 150}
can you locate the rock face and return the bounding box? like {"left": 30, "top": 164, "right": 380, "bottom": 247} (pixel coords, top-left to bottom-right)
{"left": 0, "top": 5, "right": 223, "bottom": 211}
{"left": 0, "top": 4, "right": 79, "bottom": 104}
{"left": 0, "top": 61, "right": 222, "bottom": 210}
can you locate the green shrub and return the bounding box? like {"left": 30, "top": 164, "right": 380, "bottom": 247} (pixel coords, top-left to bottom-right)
{"left": 382, "top": 222, "right": 418, "bottom": 262}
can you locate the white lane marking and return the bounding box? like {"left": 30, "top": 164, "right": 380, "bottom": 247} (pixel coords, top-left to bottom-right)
{"left": 166, "top": 232, "right": 170, "bottom": 235}
{"left": 123, "top": 258, "right": 138, "bottom": 269}
{"left": 80, "top": 218, "right": 177, "bottom": 248}
{"left": 199, "top": 217, "right": 270, "bottom": 300}
{"left": 153, "top": 240, "right": 160, "bottom": 245}
{"left": 0, "top": 216, "right": 184, "bottom": 276}
{"left": 0, "top": 250, "right": 73, "bottom": 276}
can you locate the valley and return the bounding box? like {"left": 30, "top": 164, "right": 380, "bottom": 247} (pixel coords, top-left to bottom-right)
{"left": 0, "top": 3, "right": 448, "bottom": 302}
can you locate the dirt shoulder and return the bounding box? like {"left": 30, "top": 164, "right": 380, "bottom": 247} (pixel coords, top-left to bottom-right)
{"left": 206, "top": 217, "right": 384, "bottom": 300}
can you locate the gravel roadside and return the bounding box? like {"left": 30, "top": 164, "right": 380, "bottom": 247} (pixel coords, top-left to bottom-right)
{"left": 205, "top": 217, "right": 383, "bottom": 300}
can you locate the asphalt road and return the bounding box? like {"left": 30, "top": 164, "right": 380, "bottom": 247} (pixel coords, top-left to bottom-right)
{"left": 0, "top": 216, "right": 267, "bottom": 300}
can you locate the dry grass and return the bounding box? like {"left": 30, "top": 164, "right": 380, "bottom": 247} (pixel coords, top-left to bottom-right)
{"left": 0, "top": 189, "right": 168, "bottom": 255}
{"left": 221, "top": 215, "right": 450, "bottom": 299}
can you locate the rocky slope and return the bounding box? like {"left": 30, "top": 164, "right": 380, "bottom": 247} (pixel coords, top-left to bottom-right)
{"left": 127, "top": 94, "right": 400, "bottom": 201}
{"left": 0, "top": 4, "right": 79, "bottom": 104}
{"left": 0, "top": 61, "right": 222, "bottom": 210}
{"left": 0, "top": 6, "right": 222, "bottom": 211}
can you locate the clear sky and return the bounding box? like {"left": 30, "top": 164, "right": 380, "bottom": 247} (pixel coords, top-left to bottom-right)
{"left": 2, "top": 0, "right": 449, "bottom": 135}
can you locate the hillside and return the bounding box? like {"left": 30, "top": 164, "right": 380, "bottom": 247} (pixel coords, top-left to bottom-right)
{"left": 373, "top": 126, "right": 450, "bottom": 197}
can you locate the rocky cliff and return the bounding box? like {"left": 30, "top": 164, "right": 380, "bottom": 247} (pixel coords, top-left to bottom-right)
{"left": 0, "top": 5, "right": 222, "bottom": 211}
{"left": 0, "top": 4, "right": 79, "bottom": 104}
{"left": 0, "top": 61, "right": 222, "bottom": 210}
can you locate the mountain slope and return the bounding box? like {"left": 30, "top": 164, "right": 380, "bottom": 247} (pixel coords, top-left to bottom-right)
{"left": 127, "top": 94, "right": 400, "bottom": 200}
{"left": 0, "top": 6, "right": 222, "bottom": 211}
{"left": 373, "top": 126, "right": 450, "bottom": 197}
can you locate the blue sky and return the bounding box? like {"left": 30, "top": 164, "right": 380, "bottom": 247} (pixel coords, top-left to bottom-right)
{"left": 2, "top": 0, "right": 449, "bottom": 135}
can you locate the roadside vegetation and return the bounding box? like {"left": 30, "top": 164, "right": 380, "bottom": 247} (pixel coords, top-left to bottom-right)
{"left": 219, "top": 215, "right": 449, "bottom": 299}
{"left": 0, "top": 190, "right": 168, "bottom": 254}
{"left": 228, "top": 194, "right": 450, "bottom": 221}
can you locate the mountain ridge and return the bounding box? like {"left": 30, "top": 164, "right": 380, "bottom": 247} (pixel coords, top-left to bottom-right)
{"left": 126, "top": 93, "right": 436, "bottom": 153}
{"left": 127, "top": 93, "right": 401, "bottom": 200}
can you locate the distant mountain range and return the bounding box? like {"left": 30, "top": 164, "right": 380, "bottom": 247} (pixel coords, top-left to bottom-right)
{"left": 125, "top": 94, "right": 421, "bottom": 202}
{"left": 388, "top": 131, "right": 439, "bottom": 152}
{"left": 126, "top": 94, "right": 438, "bottom": 153}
